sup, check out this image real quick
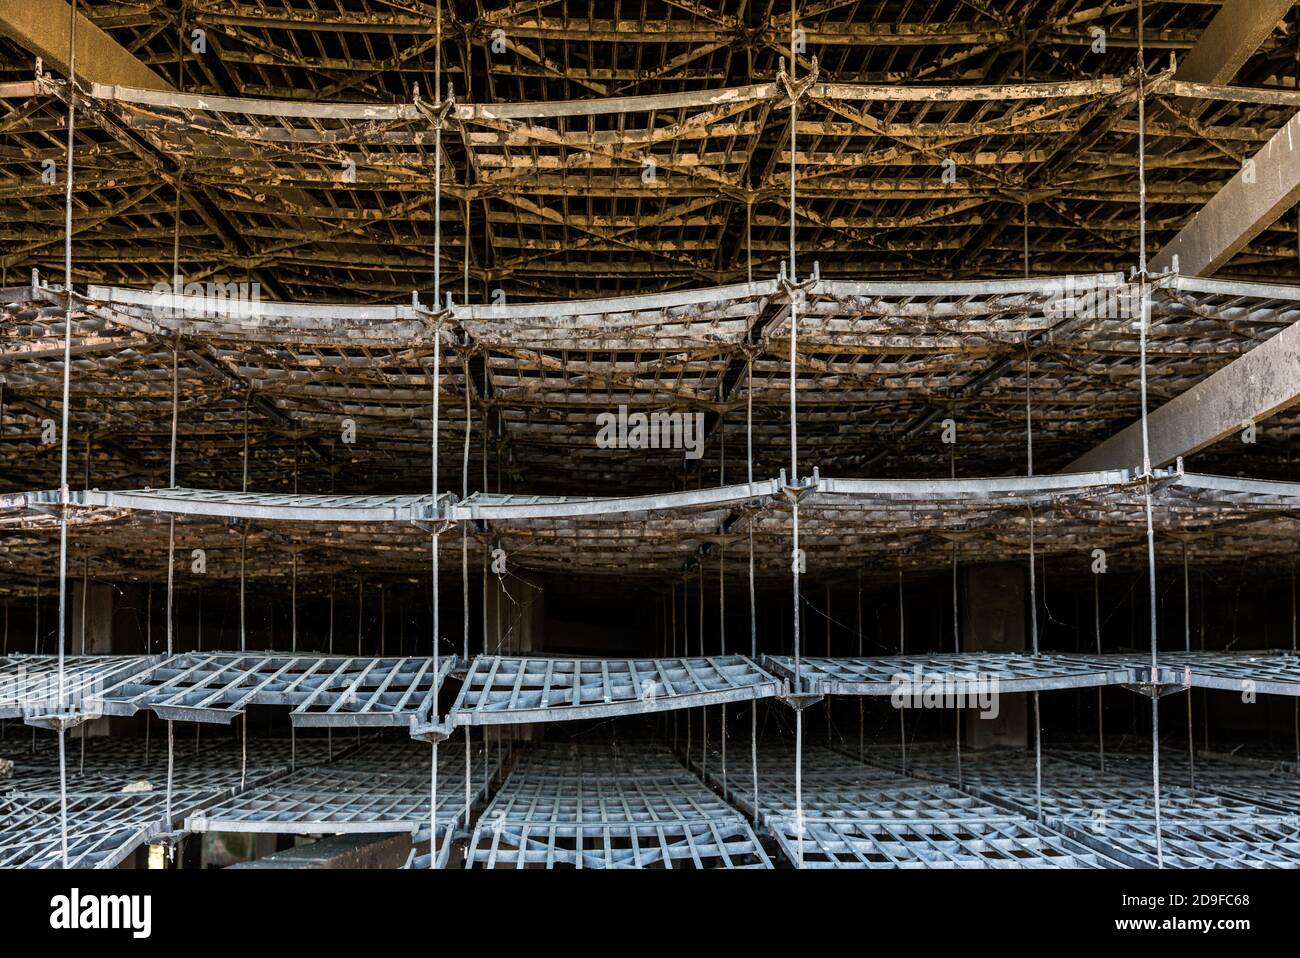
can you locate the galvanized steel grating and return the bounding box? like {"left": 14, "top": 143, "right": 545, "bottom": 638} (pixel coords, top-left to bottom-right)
{"left": 87, "top": 652, "right": 457, "bottom": 727}
{"left": 0, "top": 738, "right": 310, "bottom": 868}
{"left": 449, "top": 655, "right": 780, "bottom": 725}
{"left": 772, "top": 819, "right": 1121, "bottom": 869}
{"left": 763, "top": 652, "right": 1138, "bottom": 696}
{"left": 0, "top": 654, "right": 161, "bottom": 719}
{"left": 186, "top": 743, "right": 497, "bottom": 835}
{"left": 464, "top": 743, "right": 771, "bottom": 869}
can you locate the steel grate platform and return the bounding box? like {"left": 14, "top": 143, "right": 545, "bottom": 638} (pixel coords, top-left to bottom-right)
{"left": 702, "top": 745, "right": 1019, "bottom": 826}
{"left": 87, "top": 653, "right": 456, "bottom": 727}
{"left": 0, "top": 738, "right": 308, "bottom": 868}
{"left": 463, "top": 743, "right": 771, "bottom": 869}
{"left": 1057, "top": 820, "right": 1300, "bottom": 869}
{"left": 0, "top": 654, "right": 161, "bottom": 719}
{"left": 763, "top": 653, "right": 1137, "bottom": 696}
{"left": 866, "top": 744, "right": 1300, "bottom": 868}
{"left": 771, "top": 819, "right": 1120, "bottom": 869}
{"left": 449, "top": 655, "right": 780, "bottom": 726}
{"left": 186, "top": 743, "right": 496, "bottom": 841}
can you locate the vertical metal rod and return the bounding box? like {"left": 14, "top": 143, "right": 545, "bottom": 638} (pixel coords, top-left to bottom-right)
{"left": 430, "top": 0, "right": 442, "bottom": 872}
{"left": 719, "top": 540, "right": 727, "bottom": 796}
{"left": 1029, "top": 509, "right": 1042, "bottom": 820}
{"left": 699, "top": 562, "right": 706, "bottom": 779}
{"left": 327, "top": 576, "right": 334, "bottom": 759}
{"left": 953, "top": 541, "right": 962, "bottom": 788}
{"left": 788, "top": 27, "right": 802, "bottom": 842}
{"left": 79, "top": 557, "right": 87, "bottom": 772}
{"left": 194, "top": 589, "right": 202, "bottom": 755}
{"left": 746, "top": 352, "right": 757, "bottom": 822}
{"left": 671, "top": 580, "right": 678, "bottom": 753}
{"left": 1095, "top": 574, "right": 1105, "bottom": 772}
{"left": 240, "top": 399, "right": 248, "bottom": 653}
{"left": 1136, "top": 2, "right": 1163, "bottom": 866}
{"left": 856, "top": 568, "right": 864, "bottom": 763}
{"left": 1183, "top": 542, "right": 1194, "bottom": 791}
{"left": 898, "top": 556, "right": 907, "bottom": 774}
{"left": 684, "top": 576, "right": 691, "bottom": 764}
{"left": 825, "top": 583, "right": 832, "bottom": 746}
{"left": 54, "top": 0, "right": 80, "bottom": 871}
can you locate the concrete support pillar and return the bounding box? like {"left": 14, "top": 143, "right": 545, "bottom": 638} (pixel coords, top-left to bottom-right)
{"left": 485, "top": 570, "right": 544, "bottom": 742}
{"left": 70, "top": 579, "right": 144, "bottom": 737}
{"left": 960, "top": 563, "right": 1028, "bottom": 749}
{"left": 70, "top": 580, "right": 114, "bottom": 655}
{"left": 484, "top": 570, "right": 544, "bottom": 656}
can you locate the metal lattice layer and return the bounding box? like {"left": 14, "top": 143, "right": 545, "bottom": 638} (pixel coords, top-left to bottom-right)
{"left": 866, "top": 744, "right": 1300, "bottom": 868}
{"left": 449, "top": 655, "right": 780, "bottom": 725}
{"left": 186, "top": 743, "right": 495, "bottom": 840}
{"left": 74, "top": 488, "right": 449, "bottom": 523}
{"left": 0, "top": 654, "right": 158, "bottom": 719}
{"left": 771, "top": 819, "right": 1120, "bottom": 869}
{"left": 0, "top": 737, "right": 305, "bottom": 869}
{"left": 698, "top": 743, "right": 1017, "bottom": 827}
{"left": 464, "top": 743, "right": 770, "bottom": 869}
{"left": 1057, "top": 820, "right": 1300, "bottom": 869}
{"left": 11, "top": 469, "right": 1300, "bottom": 587}
{"left": 89, "top": 653, "right": 456, "bottom": 727}
{"left": 763, "top": 652, "right": 1137, "bottom": 696}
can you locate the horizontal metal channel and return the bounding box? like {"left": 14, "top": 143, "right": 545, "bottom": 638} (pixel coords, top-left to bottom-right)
{"left": 75, "top": 488, "right": 447, "bottom": 522}
{"left": 450, "top": 478, "right": 780, "bottom": 520}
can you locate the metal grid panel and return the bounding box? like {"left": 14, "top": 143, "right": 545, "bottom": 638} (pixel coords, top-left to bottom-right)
{"left": 763, "top": 652, "right": 1136, "bottom": 696}
{"left": 186, "top": 743, "right": 495, "bottom": 836}
{"left": 465, "top": 743, "right": 770, "bottom": 869}
{"left": 771, "top": 819, "right": 1119, "bottom": 869}
{"left": 465, "top": 819, "right": 770, "bottom": 869}
{"left": 1165, "top": 651, "right": 1300, "bottom": 697}
{"left": 450, "top": 478, "right": 780, "bottom": 520}
{"left": 0, "top": 738, "right": 305, "bottom": 868}
{"left": 1053, "top": 746, "right": 1300, "bottom": 816}
{"left": 0, "top": 794, "right": 161, "bottom": 869}
{"left": 449, "top": 655, "right": 780, "bottom": 726}
{"left": 18, "top": 51, "right": 1295, "bottom": 303}
{"left": 75, "top": 488, "right": 447, "bottom": 523}
{"left": 10, "top": 470, "right": 1300, "bottom": 584}
{"left": 92, "top": 653, "right": 456, "bottom": 727}
{"left": 1057, "top": 820, "right": 1300, "bottom": 869}
{"left": 867, "top": 744, "right": 1300, "bottom": 868}
{"left": 457, "top": 280, "right": 777, "bottom": 352}
{"left": 0, "top": 654, "right": 158, "bottom": 719}
{"left": 83, "top": 284, "right": 444, "bottom": 348}
{"left": 976, "top": 785, "right": 1276, "bottom": 823}
{"left": 696, "top": 743, "right": 1008, "bottom": 826}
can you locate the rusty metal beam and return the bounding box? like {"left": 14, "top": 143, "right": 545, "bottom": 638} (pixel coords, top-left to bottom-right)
{"left": 0, "top": 0, "right": 173, "bottom": 91}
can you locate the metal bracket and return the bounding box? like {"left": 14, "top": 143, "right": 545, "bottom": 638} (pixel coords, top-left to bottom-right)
{"left": 1121, "top": 666, "right": 1190, "bottom": 699}
{"left": 409, "top": 717, "right": 453, "bottom": 744}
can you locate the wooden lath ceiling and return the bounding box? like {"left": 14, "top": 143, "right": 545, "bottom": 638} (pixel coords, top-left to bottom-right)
{"left": 2, "top": 1, "right": 1300, "bottom": 304}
